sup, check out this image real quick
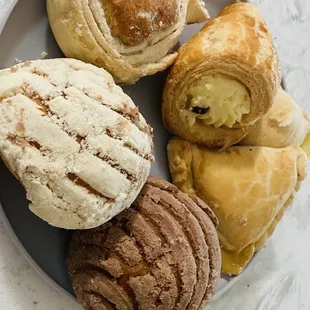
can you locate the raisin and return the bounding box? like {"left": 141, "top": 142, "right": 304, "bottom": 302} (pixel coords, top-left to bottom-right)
{"left": 192, "top": 106, "right": 210, "bottom": 114}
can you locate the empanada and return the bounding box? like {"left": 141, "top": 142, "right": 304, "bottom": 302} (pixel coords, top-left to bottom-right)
{"left": 167, "top": 137, "right": 307, "bottom": 274}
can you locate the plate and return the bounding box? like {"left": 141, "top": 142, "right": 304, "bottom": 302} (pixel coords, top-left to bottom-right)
{"left": 0, "top": 0, "right": 247, "bottom": 303}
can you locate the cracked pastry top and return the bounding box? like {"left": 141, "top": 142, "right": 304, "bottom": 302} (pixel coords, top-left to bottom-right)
{"left": 162, "top": 2, "right": 281, "bottom": 149}
{"left": 46, "top": 0, "right": 209, "bottom": 84}
{"left": 0, "top": 58, "right": 154, "bottom": 229}
{"left": 167, "top": 137, "right": 308, "bottom": 275}
{"left": 67, "top": 177, "right": 221, "bottom": 310}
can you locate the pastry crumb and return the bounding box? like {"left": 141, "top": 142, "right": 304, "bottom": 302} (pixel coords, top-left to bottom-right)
{"left": 14, "top": 58, "right": 22, "bottom": 64}
{"left": 40, "top": 51, "right": 48, "bottom": 59}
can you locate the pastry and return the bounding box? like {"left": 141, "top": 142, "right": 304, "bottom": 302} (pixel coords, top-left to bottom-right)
{"left": 47, "top": 0, "right": 209, "bottom": 84}
{"left": 0, "top": 58, "right": 154, "bottom": 229}
{"left": 301, "top": 133, "right": 310, "bottom": 157}
{"left": 186, "top": 0, "right": 210, "bottom": 24}
{"left": 67, "top": 177, "right": 221, "bottom": 310}
{"left": 162, "top": 2, "right": 281, "bottom": 149}
{"left": 240, "top": 87, "right": 310, "bottom": 148}
{"left": 167, "top": 137, "right": 307, "bottom": 275}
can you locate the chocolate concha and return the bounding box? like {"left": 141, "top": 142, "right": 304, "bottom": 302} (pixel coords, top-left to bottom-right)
{"left": 67, "top": 177, "right": 221, "bottom": 310}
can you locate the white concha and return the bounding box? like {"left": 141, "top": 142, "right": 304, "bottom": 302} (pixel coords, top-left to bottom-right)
{"left": 0, "top": 58, "right": 154, "bottom": 229}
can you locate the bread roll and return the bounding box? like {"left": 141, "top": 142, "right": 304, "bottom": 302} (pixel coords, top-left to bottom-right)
{"left": 0, "top": 59, "right": 153, "bottom": 229}
{"left": 47, "top": 0, "right": 209, "bottom": 84}
{"left": 240, "top": 87, "right": 310, "bottom": 148}
{"left": 67, "top": 177, "right": 221, "bottom": 310}
{"left": 167, "top": 137, "right": 307, "bottom": 275}
{"left": 162, "top": 2, "right": 281, "bottom": 149}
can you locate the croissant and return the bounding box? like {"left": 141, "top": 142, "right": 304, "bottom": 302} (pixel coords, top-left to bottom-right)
{"left": 47, "top": 0, "right": 209, "bottom": 84}
{"left": 167, "top": 137, "right": 307, "bottom": 275}
{"left": 240, "top": 87, "right": 310, "bottom": 148}
{"left": 162, "top": 2, "right": 281, "bottom": 149}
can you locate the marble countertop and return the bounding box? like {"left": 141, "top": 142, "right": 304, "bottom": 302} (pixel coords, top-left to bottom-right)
{"left": 0, "top": 0, "right": 309, "bottom": 309}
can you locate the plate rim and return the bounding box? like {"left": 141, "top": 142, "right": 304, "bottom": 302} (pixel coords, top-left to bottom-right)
{"left": 0, "top": 201, "right": 75, "bottom": 301}
{"left": 0, "top": 199, "right": 240, "bottom": 303}
{"left": 0, "top": 1, "right": 76, "bottom": 301}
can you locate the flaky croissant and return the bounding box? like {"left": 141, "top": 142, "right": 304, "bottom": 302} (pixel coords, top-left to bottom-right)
{"left": 162, "top": 2, "right": 281, "bottom": 149}
{"left": 47, "top": 0, "right": 209, "bottom": 84}
{"left": 240, "top": 87, "right": 310, "bottom": 148}
{"left": 167, "top": 137, "right": 307, "bottom": 275}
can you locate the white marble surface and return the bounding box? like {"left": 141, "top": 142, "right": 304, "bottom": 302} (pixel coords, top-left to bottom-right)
{"left": 0, "top": 0, "right": 309, "bottom": 309}
{"left": 0, "top": 0, "right": 16, "bottom": 33}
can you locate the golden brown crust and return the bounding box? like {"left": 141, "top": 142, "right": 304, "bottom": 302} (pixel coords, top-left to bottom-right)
{"left": 104, "top": 0, "right": 178, "bottom": 45}
{"left": 47, "top": 0, "right": 208, "bottom": 84}
{"left": 167, "top": 137, "right": 307, "bottom": 274}
{"left": 162, "top": 2, "right": 281, "bottom": 149}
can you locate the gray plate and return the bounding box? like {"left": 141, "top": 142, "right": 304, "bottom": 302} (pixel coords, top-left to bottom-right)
{"left": 0, "top": 0, "right": 246, "bottom": 301}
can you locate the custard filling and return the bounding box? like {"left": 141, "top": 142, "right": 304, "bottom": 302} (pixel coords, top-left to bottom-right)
{"left": 185, "top": 74, "right": 251, "bottom": 128}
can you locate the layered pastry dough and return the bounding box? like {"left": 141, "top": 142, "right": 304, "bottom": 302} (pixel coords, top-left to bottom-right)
{"left": 67, "top": 177, "right": 221, "bottom": 310}
{"left": 241, "top": 88, "right": 310, "bottom": 148}
{"left": 167, "top": 137, "right": 307, "bottom": 275}
{"left": 0, "top": 59, "right": 154, "bottom": 229}
{"left": 162, "top": 2, "right": 281, "bottom": 149}
{"left": 47, "top": 0, "right": 209, "bottom": 84}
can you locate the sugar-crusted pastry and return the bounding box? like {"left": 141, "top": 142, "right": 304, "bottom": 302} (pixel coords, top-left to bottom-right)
{"left": 47, "top": 0, "right": 209, "bottom": 84}
{"left": 67, "top": 177, "right": 221, "bottom": 310}
{"left": 167, "top": 137, "right": 307, "bottom": 275}
{"left": 240, "top": 87, "right": 310, "bottom": 148}
{"left": 162, "top": 2, "right": 281, "bottom": 149}
{"left": 0, "top": 58, "right": 154, "bottom": 229}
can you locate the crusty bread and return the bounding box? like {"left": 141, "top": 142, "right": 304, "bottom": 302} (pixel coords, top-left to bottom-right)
{"left": 167, "top": 137, "right": 307, "bottom": 275}
{"left": 0, "top": 59, "right": 154, "bottom": 229}
{"left": 162, "top": 2, "right": 281, "bottom": 149}
{"left": 47, "top": 0, "right": 209, "bottom": 84}
{"left": 240, "top": 87, "right": 310, "bottom": 148}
